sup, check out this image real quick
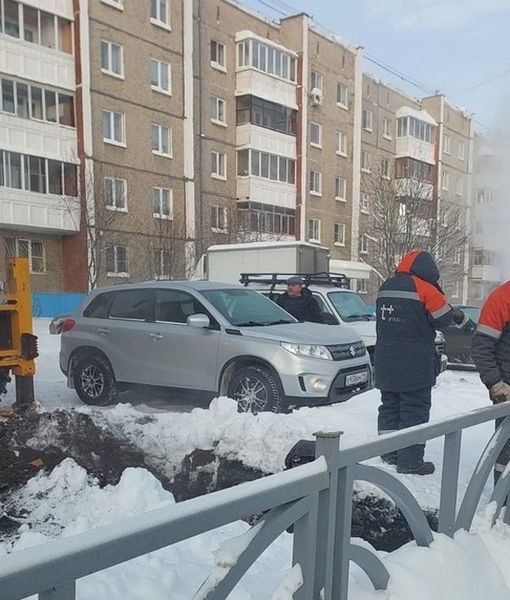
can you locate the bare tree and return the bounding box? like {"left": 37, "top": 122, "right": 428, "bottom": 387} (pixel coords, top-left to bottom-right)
{"left": 362, "top": 158, "right": 469, "bottom": 285}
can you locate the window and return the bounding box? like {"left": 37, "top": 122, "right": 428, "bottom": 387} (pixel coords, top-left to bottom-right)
{"left": 357, "top": 279, "right": 368, "bottom": 294}
{"left": 150, "top": 0, "right": 170, "bottom": 29}
{"left": 443, "top": 134, "right": 451, "bottom": 155}
{"left": 101, "top": 0, "right": 124, "bottom": 9}
{"left": 57, "top": 93, "right": 74, "bottom": 126}
{"left": 362, "top": 109, "right": 373, "bottom": 131}
{"left": 477, "top": 188, "right": 495, "bottom": 204}
{"left": 361, "top": 150, "right": 371, "bottom": 172}
{"left": 104, "top": 177, "right": 127, "bottom": 211}
{"left": 336, "top": 131, "right": 347, "bottom": 156}
{"left": 453, "top": 247, "right": 462, "bottom": 264}
{"left": 236, "top": 95, "right": 296, "bottom": 135}
{"left": 458, "top": 141, "right": 466, "bottom": 161}
{"left": 6, "top": 238, "right": 45, "bottom": 273}
{"left": 211, "top": 40, "right": 226, "bottom": 70}
{"left": 210, "top": 96, "right": 226, "bottom": 124}
{"left": 83, "top": 291, "right": 115, "bottom": 319}
{"left": 63, "top": 163, "right": 77, "bottom": 196}
{"left": 40, "top": 11, "right": 56, "bottom": 49}
{"left": 309, "top": 170, "right": 322, "bottom": 195}
{"left": 383, "top": 118, "right": 392, "bottom": 139}
{"left": 335, "top": 176, "right": 346, "bottom": 201}
{"left": 26, "top": 155, "right": 46, "bottom": 193}
{"left": 102, "top": 110, "right": 125, "bottom": 145}
{"left": 441, "top": 170, "right": 449, "bottom": 190}
{"left": 16, "top": 82, "right": 29, "bottom": 118}
{"left": 152, "top": 187, "right": 172, "bottom": 219}
{"left": 106, "top": 245, "right": 128, "bottom": 276}
{"left": 310, "top": 122, "right": 321, "bottom": 146}
{"left": 101, "top": 41, "right": 123, "bottom": 77}
{"left": 473, "top": 250, "right": 494, "bottom": 266}
{"left": 456, "top": 177, "right": 464, "bottom": 196}
{"left": 397, "top": 117, "right": 434, "bottom": 143}
{"left": 155, "top": 290, "right": 204, "bottom": 323}
{"left": 381, "top": 157, "right": 390, "bottom": 178}
{"left": 48, "top": 160, "right": 63, "bottom": 195}
{"left": 211, "top": 151, "right": 226, "bottom": 179}
{"left": 152, "top": 249, "right": 171, "bottom": 280}
{"left": 45, "top": 90, "right": 57, "bottom": 122}
{"left": 239, "top": 149, "right": 295, "bottom": 184}
{"left": 150, "top": 59, "right": 171, "bottom": 93}
{"left": 151, "top": 124, "right": 172, "bottom": 156}
{"left": 394, "top": 157, "right": 433, "bottom": 182}
{"left": 359, "top": 234, "right": 369, "bottom": 254}
{"left": 360, "top": 193, "right": 369, "bottom": 213}
{"left": 236, "top": 39, "right": 296, "bottom": 82}
{"left": 334, "top": 223, "right": 345, "bottom": 246}
{"left": 452, "top": 281, "right": 461, "bottom": 299}
{"left": 336, "top": 82, "right": 348, "bottom": 108}
{"left": 4, "top": 0, "right": 20, "bottom": 38}
{"left": 211, "top": 205, "right": 227, "bottom": 231}
{"left": 311, "top": 70, "right": 323, "bottom": 91}
{"left": 1, "top": 79, "right": 15, "bottom": 113}
{"left": 109, "top": 290, "right": 153, "bottom": 320}
{"left": 308, "top": 218, "right": 321, "bottom": 242}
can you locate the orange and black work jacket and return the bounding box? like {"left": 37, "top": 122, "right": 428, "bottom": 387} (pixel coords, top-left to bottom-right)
{"left": 375, "top": 250, "right": 456, "bottom": 392}
{"left": 472, "top": 281, "right": 510, "bottom": 390}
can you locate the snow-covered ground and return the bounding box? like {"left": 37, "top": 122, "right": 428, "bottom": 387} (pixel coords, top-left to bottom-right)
{"left": 2, "top": 319, "right": 510, "bottom": 599}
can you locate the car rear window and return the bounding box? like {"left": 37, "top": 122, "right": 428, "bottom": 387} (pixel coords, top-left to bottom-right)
{"left": 83, "top": 291, "right": 115, "bottom": 319}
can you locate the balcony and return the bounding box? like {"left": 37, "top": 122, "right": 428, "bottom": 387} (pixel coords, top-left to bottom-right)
{"left": 236, "top": 69, "right": 297, "bottom": 110}
{"left": 236, "top": 124, "right": 296, "bottom": 158}
{"left": 471, "top": 264, "right": 501, "bottom": 282}
{"left": 0, "top": 188, "right": 80, "bottom": 234}
{"left": 0, "top": 114, "right": 77, "bottom": 161}
{"left": 0, "top": 35, "right": 75, "bottom": 91}
{"left": 237, "top": 176, "right": 295, "bottom": 210}
{"left": 396, "top": 137, "right": 435, "bottom": 165}
{"left": 394, "top": 178, "right": 434, "bottom": 200}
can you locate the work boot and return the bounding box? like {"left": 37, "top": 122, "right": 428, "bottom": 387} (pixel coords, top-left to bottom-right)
{"left": 397, "top": 461, "right": 435, "bottom": 475}
{"left": 381, "top": 453, "right": 397, "bottom": 466}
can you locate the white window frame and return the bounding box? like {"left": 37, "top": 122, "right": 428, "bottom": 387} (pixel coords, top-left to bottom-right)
{"left": 361, "top": 150, "right": 371, "bottom": 173}
{"left": 336, "top": 130, "right": 347, "bottom": 156}
{"left": 334, "top": 223, "right": 345, "bottom": 246}
{"left": 311, "top": 70, "right": 323, "bottom": 92}
{"left": 336, "top": 82, "right": 348, "bottom": 109}
{"left": 210, "top": 96, "right": 226, "bottom": 126}
{"left": 211, "top": 205, "right": 228, "bottom": 232}
{"left": 362, "top": 109, "right": 373, "bottom": 132}
{"left": 102, "top": 110, "right": 126, "bottom": 146}
{"left": 383, "top": 118, "right": 392, "bottom": 140}
{"left": 100, "top": 0, "right": 124, "bottom": 10}
{"left": 310, "top": 122, "right": 322, "bottom": 148}
{"left": 360, "top": 192, "right": 369, "bottom": 214}
{"left": 9, "top": 238, "right": 45, "bottom": 274}
{"left": 309, "top": 170, "right": 322, "bottom": 196}
{"left": 359, "top": 234, "right": 369, "bottom": 255}
{"left": 309, "top": 218, "right": 321, "bottom": 243}
{"left": 456, "top": 177, "right": 464, "bottom": 196}
{"left": 442, "top": 170, "right": 449, "bottom": 191}
{"left": 106, "top": 245, "right": 129, "bottom": 277}
{"left": 335, "top": 176, "right": 346, "bottom": 201}
{"left": 104, "top": 177, "right": 127, "bottom": 212}
{"left": 150, "top": 0, "right": 171, "bottom": 30}
{"left": 458, "top": 141, "right": 466, "bottom": 161}
{"left": 357, "top": 279, "right": 368, "bottom": 294}
{"left": 152, "top": 187, "right": 173, "bottom": 220}
{"left": 211, "top": 151, "right": 227, "bottom": 180}
{"left": 211, "top": 40, "right": 226, "bottom": 72}
{"left": 151, "top": 124, "right": 172, "bottom": 157}
{"left": 452, "top": 280, "right": 461, "bottom": 298}
{"left": 150, "top": 59, "right": 171, "bottom": 95}
{"left": 443, "top": 134, "right": 451, "bottom": 155}
{"left": 381, "top": 157, "right": 390, "bottom": 179}
{"left": 101, "top": 40, "right": 124, "bottom": 79}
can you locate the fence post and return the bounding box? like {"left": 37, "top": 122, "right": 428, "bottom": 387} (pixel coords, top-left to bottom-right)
{"left": 313, "top": 431, "right": 343, "bottom": 600}
{"left": 292, "top": 493, "right": 319, "bottom": 600}
{"left": 439, "top": 430, "right": 462, "bottom": 536}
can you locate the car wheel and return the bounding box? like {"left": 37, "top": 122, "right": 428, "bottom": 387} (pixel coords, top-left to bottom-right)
{"left": 73, "top": 353, "right": 118, "bottom": 406}
{"left": 229, "top": 365, "right": 283, "bottom": 414}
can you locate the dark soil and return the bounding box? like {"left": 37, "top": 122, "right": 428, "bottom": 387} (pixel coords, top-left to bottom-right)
{"left": 0, "top": 408, "right": 438, "bottom": 552}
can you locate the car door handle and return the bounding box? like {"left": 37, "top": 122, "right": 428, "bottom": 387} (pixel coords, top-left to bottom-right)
{"left": 97, "top": 327, "right": 110, "bottom": 335}
{"left": 150, "top": 333, "right": 163, "bottom": 340}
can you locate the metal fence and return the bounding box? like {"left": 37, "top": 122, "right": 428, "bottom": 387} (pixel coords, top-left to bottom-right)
{"left": 2, "top": 403, "right": 510, "bottom": 600}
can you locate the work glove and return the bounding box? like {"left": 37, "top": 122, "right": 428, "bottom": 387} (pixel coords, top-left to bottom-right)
{"left": 451, "top": 307, "right": 469, "bottom": 328}
{"left": 490, "top": 381, "right": 510, "bottom": 404}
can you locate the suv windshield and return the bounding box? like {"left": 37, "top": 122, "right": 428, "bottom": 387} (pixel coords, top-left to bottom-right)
{"left": 201, "top": 288, "right": 296, "bottom": 327}
{"left": 328, "top": 291, "right": 375, "bottom": 322}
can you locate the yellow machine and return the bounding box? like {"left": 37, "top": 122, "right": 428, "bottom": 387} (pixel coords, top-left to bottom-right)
{"left": 0, "top": 258, "right": 38, "bottom": 407}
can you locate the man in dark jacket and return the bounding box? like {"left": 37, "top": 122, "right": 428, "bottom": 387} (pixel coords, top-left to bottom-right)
{"left": 375, "top": 250, "right": 466, "bottom": 475}
{"left": 472, "top": 281, "right": 510, "bottom": 483}
{"left": 276, "top": 276, "right": 323, "bottom": 323}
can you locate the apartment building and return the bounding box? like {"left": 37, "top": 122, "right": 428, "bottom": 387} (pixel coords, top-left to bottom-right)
{"left": 0, "top": 0, "right": 80, "bottom": 291}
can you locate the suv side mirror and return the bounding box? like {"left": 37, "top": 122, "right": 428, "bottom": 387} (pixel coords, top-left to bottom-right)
{"left": 187, "top": 313, "right": 211, "bottom": 328}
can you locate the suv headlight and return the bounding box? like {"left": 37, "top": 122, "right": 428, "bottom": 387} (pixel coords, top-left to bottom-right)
{"left": 281, "top": 342, "right": 333, "bottom": 360}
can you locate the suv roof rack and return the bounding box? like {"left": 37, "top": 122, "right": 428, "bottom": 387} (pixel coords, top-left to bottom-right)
{"left": 239, "top": 272, "right": 351, "bottom": 289}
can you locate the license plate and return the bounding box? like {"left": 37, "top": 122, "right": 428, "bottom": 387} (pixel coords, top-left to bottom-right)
{"left": 345, "top": 371, "right": 368, "bottom": 386}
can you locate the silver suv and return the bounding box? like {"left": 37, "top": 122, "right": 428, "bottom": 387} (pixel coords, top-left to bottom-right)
{"left": 59, "top": 280, "right": 372, "bottom": 412}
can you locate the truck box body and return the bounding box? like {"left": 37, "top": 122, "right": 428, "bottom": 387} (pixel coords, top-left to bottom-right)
{"left": 204, "top": 242, "right": 330, "bottom": 284}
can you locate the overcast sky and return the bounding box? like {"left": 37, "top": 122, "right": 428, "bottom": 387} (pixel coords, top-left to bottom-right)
{"left": 240, "top": 0, "right": 510, "bottom": 134}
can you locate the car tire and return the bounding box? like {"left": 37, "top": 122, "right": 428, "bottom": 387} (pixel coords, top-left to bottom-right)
{"left": 73, "top": 353, "right": 118, "bottom": 406}
{"left": 229, "top": 365, "right": 283, "bottom": 414}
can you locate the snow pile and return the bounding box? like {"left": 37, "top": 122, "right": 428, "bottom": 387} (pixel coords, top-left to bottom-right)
{"left": 3, "top": 459, "right": 510, "bottom": 599}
